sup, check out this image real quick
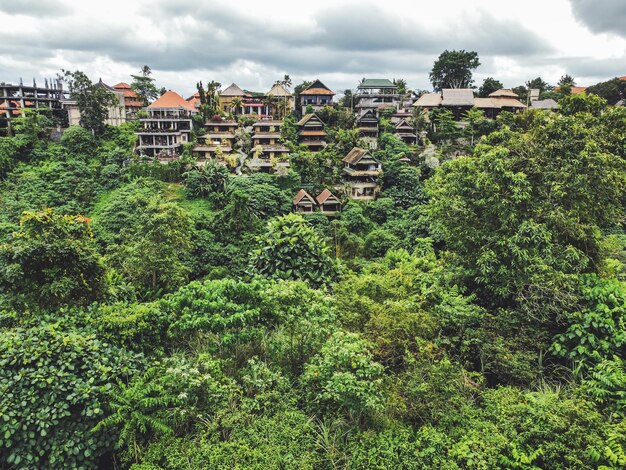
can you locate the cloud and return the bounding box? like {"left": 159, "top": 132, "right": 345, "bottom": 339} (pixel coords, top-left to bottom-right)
{"left": 569, "top": 0, "right": 626, "bottom": 37}
{"left": 0, "top": 0, "right": 69, "bottom": 17}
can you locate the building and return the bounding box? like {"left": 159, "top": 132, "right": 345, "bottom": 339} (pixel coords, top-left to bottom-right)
{"left": 136, "top": 90, "right": 195, "bottom": 159}
{"left": 218, "top": 83, "right": 247, "bottom": 114}
{"left": 356, "top": 109, "right": 379, "bottom": 148}
{"left": 342, "top": 147, "right": 382, "bottom": 200}
{"left": 266, "top": 83, "right": 294, "bottom": 118}
{"left": 113, "top": 82, "right": 144, "bottom": 118}
{"left": 355, "top": 79, "right": 400, "bottom": 112}
{"left": 193, "top": 120, "right": 238, "bottom": 161}
{"left": 299, "top": 79, "right": 335, "bottom": 113}
{"left": 63, "top": 79, "right": 126, "bottom": 127}
{"left": 297, "top": 113, "right": 327, "bottom": 151}
{"left": 440, "top": 88, "right": 475, "bottom": 120}
{"left": 293, "top": 189, "right": 317, "bottom": 212}
{"left": 393, "top": 117, "right": 418, "bottom": 145}
{"left": 1, "top": 78, "right": 68, "bottom": 133}
{"left": 316, "top": 189, "right": 341, "bottom": 214}
{"left": 473, "top": 89, "right": 527, "bottom": 118}
{"left": 412, "top": 93, "right": 443, "bottom": 115}
{"left": 249, "top": 120, "right": 289, "bottom": 172}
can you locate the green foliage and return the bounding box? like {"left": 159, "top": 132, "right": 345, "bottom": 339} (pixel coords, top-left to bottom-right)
{"left": 559, "top": 92, "right": 607, "bottom": 116}
{"left": 586, "top": 77, "right": 626, "bottom": 105}
{"left": 551, "top": 275, "right": 626, "bottom": 370}
{"left": 130, "top": 65, "right": 160, "bottom": 106}
{"left": 479, "top": 77, "right": 504, "bottom": 97}
{"left": 183, "top": 160, "right": 229, "bottom": 198}
{"left": 250, "top": 213, "right": 338, "bottom": 287}
{"left": 61, "top": 125, "right": 97, "bottom": 156}
{"left": 0, "top": 209, "right": 106, "bottom": 309}
{"left": 429, "top": 49, "right": 480, "bottom": 91}
{"left": 0, "top": 322, "right": 137, "bottom": 469}
{"left": 301, "top": 331, "right": 385, "bottom": 419}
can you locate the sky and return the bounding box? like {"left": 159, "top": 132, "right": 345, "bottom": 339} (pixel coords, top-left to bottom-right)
{"left": 0, "top": 0, "right": 625, "bottom": 98}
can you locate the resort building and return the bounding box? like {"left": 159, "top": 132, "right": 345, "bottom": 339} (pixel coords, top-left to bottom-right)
{"left": 297, "top": 113, "right": 327, "bottom": 151}
{"left": 356, "top": 109, "right": 379, "bottom": 149}
{"left": 473, "top": 89, "right": 526, "bottom": 118}
{"left": 136, "top": 90, "right": 195, "bottom": 159}
{"left": 63, "top": 79, "right": 126, "bottom": 126}
{"left": 342, "top": 147, "right": 382, "bottom": 200}
{"left": 293, "top": 189, "right": 317, "bottom": 213}
{"left": 249, "top": 120, "right": 289, "bottom": 172}
{"left": 316, "top": 189, "right": 341, "bottom": 214}
{"left": 193, "top": 119, "right": 238, "bottom": 161}
{"left": 299, "top": 79, "right": 335, "bottom": 112}
{"left": 218, "top": 83, "right": 246, "bottom": 114}
{"left": 113, "top": 82, "right": 144, "bottom": 118}
{"left": 266, "top": 83, "right": 294, "bottom": 119}
{"left": 355, "top": 79, "right": 400, "bottom": 112}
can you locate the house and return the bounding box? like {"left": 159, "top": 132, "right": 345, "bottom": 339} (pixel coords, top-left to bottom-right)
{"left": 393, "top": 117, "right": 418, "bottom": 145}
{"left": 297, "top": 113, "right": 327, "bottom": 151}
{"left": 342, "top": 147, "right": 382, "bottom": 200}
{"left": 266, "top": 83, "right": 294, "bottom": 118}
{"left": 113, "top": 82, "right": 144, "bottom": 118}
{"left": 440, "top": 88, "right": 475, "bottom": 120}
{"left": 1, "top": 78, "right": 67, "bottom": 132}
{"left": 249, "top": 120, "right": 289, "bottom": 172}
{"left": 316, "top": 189, "right": 341, "bottom": 214}
{"left": 412, "top": 93, "right": 443, "bottom": 114}
{"left": 529, "top": 99, "right": 559, "bottom": 110}
{"left": 473, "top": 89, "right": 526, "bottom": 118}
{"left": 136, "top": 90, "right": 195, "bottom": 159}
{"left": 293, "top": 189, "right": 317, "bottom": 212}
{"left": 356, "top": 109, "right": 379, "bottom": 148}
{"left": 63, "top": 79, "right": 126, "bottom": 126}
{"left": 300, "top": 79, "right": 335, "bottom": 112}
{"left": 218, "top": 83, "right": 246, "bottom": 114}
{"left": 355, "top": 78, "right": 400, "bottom": 111}
{"left": 193, "top": 120, "right": 238, "bottom": 161}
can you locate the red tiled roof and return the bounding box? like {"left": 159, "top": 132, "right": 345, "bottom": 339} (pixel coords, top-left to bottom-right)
{"left": 300, "top": 88, "right": 335, "bottom": 96}
{"left": 570, "top": 86, "right": 587, "bottom": 94}
{"left": 148, "top": 90, "right": 196, "bottom": 111}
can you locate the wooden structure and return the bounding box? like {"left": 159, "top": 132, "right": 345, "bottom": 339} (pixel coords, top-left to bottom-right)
{"left": 393, "top": 117, "right": 417, "bottom": 144}
{"left": 342, "top": 147, "right": 382, "bottom": 200}
{"left": 136, "top": 90, "right": 195, "bottom": 159}
{"left": 297, "top": 113, "right": 327, "bottom": 151}
{"left": 355, "top": 78, "right": 400, "bottom": 111}
{"left": 193, "top": 120, "right": 238, "bottom": 161}
{"left": 299, "top": 79, "right": 335, "bottom": 112}
{"left": 248, "top": 120, "right": 289, "bottom": 172}
{"left": 293, "top": 189, "right": 317, "bottom": 212}
{"left": 356, "top": 109, "right": 379, "bottom": 149}
{"left": 266, "top": 83, "right": 294, "bottom": 118}
{"left": 316, "top": 189, "right": 341, "bottom": 214}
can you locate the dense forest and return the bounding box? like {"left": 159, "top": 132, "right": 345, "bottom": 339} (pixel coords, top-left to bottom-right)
{"left": 1, "top": 88, "right": 626, "bottom": 469}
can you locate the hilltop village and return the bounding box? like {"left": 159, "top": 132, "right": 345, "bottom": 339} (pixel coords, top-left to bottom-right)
{"left": 3, "top": 67, "right": 623, "bottom": 214}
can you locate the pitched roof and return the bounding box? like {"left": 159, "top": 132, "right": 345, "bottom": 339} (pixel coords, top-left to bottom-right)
{"left": 316, "top": 189, "right": 339, "bottom": 205}
{"left": 530, "top": 99, "right": 559, "bottom": 109}
{"left": 473, "top": 97, "right": 527, "bottom": 109}
{"left": 220, "top": 83, "right": 246, "bottom": 97}
{"left": 297, "top": 113, "right": 324, "bottom": 126}
{"left": 267, "top": 83, "right": 292, "bottom": 97}
{"left": 148, "top": 90, "right": 196, "bottom": 111}
{"left": 359, "top": 79, "right": 396, "bottom": 88}
{"left": 441, "top": 89, "right": 474, "bottom": 106}
{"left": 488, "top": 89, "right": 519, "bottom": 98}
{"left": 570, "top": 86, "right": 587, "bottom": 94}
{"left": 113, "top": 82, "right": 131, "bottom": 89}
{"left": 300, "top": 79, "right": 335, "bottom": 96}
{"left": 343, "top": 147, "right": 372, "bottom": 164}
{"left": 293, "top": 189, "right": 315, "bottom": 205}
{"left": 413, "top": 93, "right": 442, "bottom": 107}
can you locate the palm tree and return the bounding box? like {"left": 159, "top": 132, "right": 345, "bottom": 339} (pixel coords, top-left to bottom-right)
{"left": 231, "top": 96, "right": 243, "bottom": 116}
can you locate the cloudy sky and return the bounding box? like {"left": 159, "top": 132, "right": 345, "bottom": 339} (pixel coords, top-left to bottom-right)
{"left": 0, "top": 0, "right": 625, "bottom": 97}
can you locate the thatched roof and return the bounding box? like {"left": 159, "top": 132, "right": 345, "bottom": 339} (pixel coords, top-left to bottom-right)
{"left": 441, "top": 89, "right": 474, "bottom": 106}
{"left": 267, "top": 83, "right": 292, "bottom": 97}
{"left": 297, "top": 113, "right": 324, "bottom": 126}
{"left": 293, "top": 189, "right": 316, "bottom": 205}
{"left": 342, "top": 147, "right": 379, "bottom": 165}
{"left": 488, "top": 89, "right": 519, "bottom": 98}
{"left": 530, "top": 99, "right": 559, "bottom": 109}
{"left": 413, "top": 93, "right": 442, "bottom": 107}
{"left": 220, "top": 83, "right": 246, "bottom": 97}
{"left": 316, "top": 189, "right": 339, "bottom": 205}
{"left": 300, "top": 79, "right": 335, "bottom": 96}
{"left": 474, "top": 97, "right": 527, "bottom": 109}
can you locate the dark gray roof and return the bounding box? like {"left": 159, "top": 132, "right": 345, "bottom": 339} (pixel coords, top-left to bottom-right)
{"left": 530, "top": 99, "right": 559, "bottom": 109}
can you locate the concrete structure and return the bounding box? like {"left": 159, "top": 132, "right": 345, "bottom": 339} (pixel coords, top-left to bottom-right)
{"left": 300, "top": 79, "right": 335, "bottom": 113}
{"left": 355, "top": 78, "right": 400, "bottom": 112}
{"left": 136, "top": 90, "right": 195, "bottom": 159}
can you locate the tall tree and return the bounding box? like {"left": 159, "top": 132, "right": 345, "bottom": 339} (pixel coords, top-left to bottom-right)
{"left": 61, "top": 70, "right": 119, "bottom": 135}
{"left": 429, "top": 50, "right": 480, "bottom": 91}
{"left": 130, "top": 65, "right": 159, "bottom": 106}
{"left": 0, "top": 208, "right": 106, "bottom": 309}
{"left": 478, "top": 77, "right": 504, "bottom": 97}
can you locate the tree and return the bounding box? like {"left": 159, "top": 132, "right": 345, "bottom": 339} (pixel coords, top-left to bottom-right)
{"left": 61, "top": 70, "right": 119, "bottom": 135}
{"left": 250, "top": 213, "right": 338, "bottom": 287}
{"left": 586, "top": 77, "right": 626, "bottom": 105}
{"left": 429, "top": 50, "right": 480, "bottom": 91}
{"left": 559, "top": 92, "right": 607, "bottom": 117}
{"left": 301, "top": 331, "right": 385, "bottom": 419}
{"left": 558, "top": 74, "right": 576, "bottom": 87}
{"left": 130, "top": 65, "right": 159, "bottom": 106}
{"left": 525, "top": 77, "right": 550, "bottom": 95}
{"left": 426, "top": 115, "right": 626, "bottom": 307}
{"left": 393, "top": 78, "right": 408, "bottom": 95}
{"left": 183, "top": 160, "right": 229, "bottom": 198}
{"left": 0, "top": 322, "right": 138, "bottom": 468}
{"left": 0, "top": 209, "right": 106, "bottom": 309}
{"left": 108, "top": 199, "right": 192, "bottom": 293}
{"left": 478, "top": 77, "right": 504, "bottom": 97}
